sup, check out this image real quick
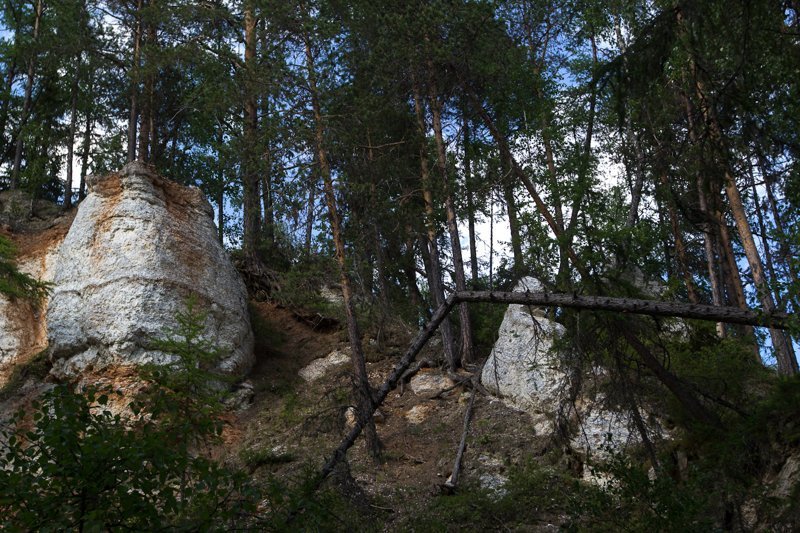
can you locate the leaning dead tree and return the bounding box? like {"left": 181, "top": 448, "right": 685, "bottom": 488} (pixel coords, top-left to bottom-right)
{"left": 317, "top": 291, "right": 794, "bottom": 484}
{"left": 455, "top": 291, "right": 793, "bottom": 330}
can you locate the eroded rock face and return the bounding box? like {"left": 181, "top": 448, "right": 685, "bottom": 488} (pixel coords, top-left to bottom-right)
{"left": 46, "top": 162, "right": 253, "bottom": 379}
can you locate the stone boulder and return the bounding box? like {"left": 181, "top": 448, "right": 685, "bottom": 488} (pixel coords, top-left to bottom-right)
{"left": 46, "top": 162, "right": 253, "bottom": 379}
{"left": 481, "top": 277, "right": 658, "bottom": 475}
{"left": 481, "top": 277, "right": 566, "bottom": 415}
{"left": 299, "top": 349, "right": 350, "bottom": 382}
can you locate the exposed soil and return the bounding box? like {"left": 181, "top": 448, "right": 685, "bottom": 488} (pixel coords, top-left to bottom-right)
{"left": 224, "top": 300, "right": 549, "bottom": 527}
{"left": 3, "top": 207, "right": 74, "bottom": 262}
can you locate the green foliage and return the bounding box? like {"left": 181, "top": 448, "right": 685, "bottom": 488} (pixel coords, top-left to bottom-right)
{"left": 590, "top": 377, "right": 800, "bottom": 532}
{"left": 574, "top": 454, "right": 713, "bottom": 532}
{"left": 271, "top": 255, "right": 345, "bottom": 320}
{"left": 667, "top": 324, "right": 771, "bottom": 413}
{"left": 0, "top": 235, "right": 50, "bottom": 301}
{"left": 0, "top": 385, "right": 258, "bottom": 530}
{"left": 469, "top": 299, "right": 507, "bottom": 358}
{"left": 405, "top": 459, "right": 580, "bottom": 531}
{"left": 0, "top": 298, "right": 258, "bottom": 530}
{"left": 253, "top": 469, "right": 378, "bottom": 532}
{"left": 136, "top": 296, "right": 231, "bottom": 442}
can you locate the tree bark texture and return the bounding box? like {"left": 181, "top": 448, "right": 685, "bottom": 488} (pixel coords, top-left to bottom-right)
{"left": 305, "top": 31, "right": 381, "bottom": 458}
{"left": 127, "top": 0, "right": 143, "bottom": 163}
{"left": 242, "top": 3, "right": 261, "bottom": 264}
{"left": 64, "top": 59, "right": 80, "bottom": 208}
{"left": 10, "top": 0, "right": 43, "bottom": 189}
{"left": 428, "top": 74, "right": 474, "bottom": 367}
{"left": 412, "top": 71, "right": 457, "bottom": 370}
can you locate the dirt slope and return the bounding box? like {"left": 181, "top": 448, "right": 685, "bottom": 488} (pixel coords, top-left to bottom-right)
{"left": 224, "top": 301, "right": 550, "bottom": 526}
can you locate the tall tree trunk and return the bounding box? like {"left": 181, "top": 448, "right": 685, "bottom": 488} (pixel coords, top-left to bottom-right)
{"left": 242, "top": 2, "right": 261, "bottom": 264}
{"left": 501, "top": 156, "right": 525, "bottom": 277}
{"left": 696, "top": 174, "right": 726, "bottom": 337}
{"left": 305, "top": 176, "right": 315, "bottom": 256}
{"left": 260, "top": 171, "right": 274, "bottom": 246}
{"left": 216, "top": 124, "right": 225, "bottom": 244}
{"left": 467, "top": 91, "right": 590, "bottom": 281}
{"left": 365, "top": 135, "right": 390, "bottom": 310}
{"left": 684, "top": 94, "right": 727, "bottom": 337}
{"left": 412, "top": 72, "right": 458, "bottom": 370}
{"left": 127, "top": 0, "right": 143, "bottom": 163}
{"left": 559, "top": 29, "right": 598, "bottom": 288}
{"left": 403, "top": 225, "right": 423, "bottom": 316}
{"left": 259, "top": 100, "right": 274, "bottom": 249}
{"left": 757, "top": 153, "right": 800, "bottom": 291}
{"left": 63, "top": 59, "right": 80, "bottom": 208}
{"left": 463, "top": 111, "right": 479, "bottom": 286}
{"left": 747, "top": 164, "right": 798, "bottom": 376}
{"left": 488, "top": 189, "right": 494, "bottom": 290}
{"left": 720, "top": 167, "right": 797, "bottom": 374}
{"left": 681, "top": 7, "right": 796, "bottom": 373}
{"left": 304, "top": 32, "right": 381, "bottom": 458}
{"left": 616, "top": 12, "right": 646, "bottom": 232}
{"left": 10, "top": 0, "right": 43, "bottom": 189}
{"left": 428, "top": 73, "right": 474, "bottom": 367}
{"left": 78, "top": 79, "right": 93, "bottom": 202}
{"left": 147, "top": 4, "right": 158, "bottom": 164}
{"left": 748, "top": 164, "right": 782, "bottom": 308}
{"left": 137, "top": 2, "right": 152, "bottom": 162}
{"left": 525, "top": 23, "right": 568, "bottom": 288}
{"left": 0, "top": 59, "right": 16, "bottom": 161}
{"left": 659, "top": 174, "right": 700, "bottom": 304}
{"left": 696, "top": 77, "right": 795, "bottom": 372}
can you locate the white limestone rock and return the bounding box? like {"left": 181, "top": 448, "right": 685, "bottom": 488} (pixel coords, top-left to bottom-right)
{"left": 299, "top": 349, "right": 350, "bottom": 382}
{"left": 409, "top": 370, "right": 456, "bottom": 397}
{"left": 481, "top": 277, "right": 566, "bottom": 412}
{"left": 405, "top": 403, "right": 434, "bottom": 424}
{"left": 481, "top": 277, "right": 655, "bottom": 476}
{"left": 46, "top": 162, "right": 253, "bottom": 379}
{"left": 0, "top": 233, "right": 62, "bottom": 378}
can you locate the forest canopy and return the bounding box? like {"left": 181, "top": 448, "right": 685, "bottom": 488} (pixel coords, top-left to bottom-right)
{"left": 0, "top": 0, "right": 798, "bottom": 374}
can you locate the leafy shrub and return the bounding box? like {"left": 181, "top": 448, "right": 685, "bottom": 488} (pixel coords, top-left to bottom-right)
{"left": 136, "top": 296, "right": 232, "bottom": 442}
{"left": 0, "top": 234, "right": 49, "bottom": 301}
{"left": 0, "top": 386, "right": 258, "bottom": 530}
{"left": 0, "top": 299, "right": 258, "bottom": 530}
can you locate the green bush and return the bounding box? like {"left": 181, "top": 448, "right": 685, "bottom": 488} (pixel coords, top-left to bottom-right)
{"left": 0, "top": 299, "right": 259, "bottom": 530}
{"left": 136, "top": 296, "right": 232, "bottom": 442}
{"left": 0, "top": 386, "right": 258, "bottom": 530}
{"left": 0, "top": 235, "right": 50, "bottom": 301}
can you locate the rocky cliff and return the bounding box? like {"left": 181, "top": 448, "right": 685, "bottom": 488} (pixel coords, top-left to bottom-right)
{"left": 0, "top": 163, "right": 253, "bottom": 387}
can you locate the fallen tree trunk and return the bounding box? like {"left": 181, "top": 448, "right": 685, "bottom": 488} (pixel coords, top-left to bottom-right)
{"left": 443, "top": 384, "right": 477, "bottom": 492}
{"left": 454, "top": 291, "right": 792, "bottom": 330}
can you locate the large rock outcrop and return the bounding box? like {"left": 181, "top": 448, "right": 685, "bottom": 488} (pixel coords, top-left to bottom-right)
{"left": 45, "top": 162, "right": 253, "bottom": 378}
{"left": 481, "top": 277, "right": 660, "bottom": 475}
